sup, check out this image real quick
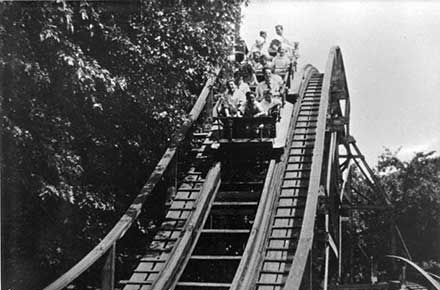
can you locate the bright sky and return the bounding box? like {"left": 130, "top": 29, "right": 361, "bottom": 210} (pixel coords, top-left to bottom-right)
{"left": 241, "top": 1, "right": 440, "bottom": 165}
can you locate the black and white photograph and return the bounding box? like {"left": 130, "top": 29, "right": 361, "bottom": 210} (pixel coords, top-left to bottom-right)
{"left": 1, "top": 1, "right": 439, "bottom": 290}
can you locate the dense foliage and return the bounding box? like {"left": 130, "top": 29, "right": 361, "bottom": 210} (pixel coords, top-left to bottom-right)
{"left": 378, "top": 151, "right": 440, "bottom": 264}
{"left": 2, "top": 1, "right": 438, "bottom": 288}
{"left": 1, "top": 1, "right": 243, "bottom": 289}
{"left": 343, "top": 150, "right": 440, "bottom": 281}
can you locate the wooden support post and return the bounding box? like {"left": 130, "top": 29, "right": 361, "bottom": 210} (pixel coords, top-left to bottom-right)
{"left": 206, "top": 88, "right": 214, "bottom": 125}
{"left": 309, "top": 248, "right": 313, "bottom": 290}
{"left": 391, "top": 219, "right": 398, "bottom": 274}
{"left": 401, "top": 264, "right": 407, "bottom": 289}
{"left": 324, "top": 128, "right": 337, "bottom": 290}
{"left": 338, "top": 218, "right": 342, "bottom": 282}
{"left": 102, "top": 243, "right": 116, "bottom": 290}
{"left": 395, "top": 225, "right": 412, "bottom": 261}
{"left": 324, "top": 214, "right": 330, "bottom": 290}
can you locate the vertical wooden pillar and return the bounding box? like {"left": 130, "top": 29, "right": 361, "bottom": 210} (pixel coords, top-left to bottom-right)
{"left": 206, "top": 88, "right": 214, "bottom": 125}
{"left": 309, "top": 247, "right": 313, "bottom": 290}
{"left": 102, "top": 243, "right": 116, "bottom": 290}
{"left": 338, "top": 218, "right": 342, "bottom": 282}
{"left": 391, "top": 220, "right": 398, "bottom": 274}
{"left": 401, "top": 264, "right": 407, "bottom": 288}
{"left": 324, "top": 216, "right": 330, "bottom": 290}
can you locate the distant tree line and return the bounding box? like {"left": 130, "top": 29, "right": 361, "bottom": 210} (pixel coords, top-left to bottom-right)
{"left": 1, "top": 1, "right": 243, "bottom": 289}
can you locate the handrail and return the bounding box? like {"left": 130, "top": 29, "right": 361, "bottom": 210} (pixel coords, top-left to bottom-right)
{"left": 284, "top": 46, "right": 339, "bottom": 290}
{"left": 43, "top": 68, "right": 221, "bottom": 290}
{"left": 387, "top": 255, "right": 440, "bottom": 290}
{"left": 230, "top": 64, "right": 319, "bottom": 290}
{"left": 150, "top": 163, "right": 221, "bottom": 290}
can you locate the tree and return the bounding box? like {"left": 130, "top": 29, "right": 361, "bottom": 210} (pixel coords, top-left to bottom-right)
{"left": 1, "top": 1, "right": 244, "bottom": 289}
{"left": 343, "top": 150, "right": 440, "bottom": 282}
{"left": 377, "top": 150, "right": 440, "bottom": 265}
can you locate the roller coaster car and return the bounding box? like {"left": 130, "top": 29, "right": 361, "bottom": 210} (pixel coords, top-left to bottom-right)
{"left": 215, "top": 115, "right": 277, "bottom": 140}
{"left": 212, "top": 101, "right": 294, "bottom": 152}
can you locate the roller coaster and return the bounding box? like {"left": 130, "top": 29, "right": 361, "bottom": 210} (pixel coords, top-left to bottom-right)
{"left": 42, "top": 47, "right": 440, "bottom": 290}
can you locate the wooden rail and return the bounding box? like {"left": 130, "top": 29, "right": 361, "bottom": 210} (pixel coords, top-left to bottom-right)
{"left": 229, "top": 159, "right": 277, "bottom": 290}
{"left": 284, "top": 46, "right": 340, "bottom": 290}
{"left": 149, "top": 162, "right": 221, "bottom": 290}
{"left": 230, "top": 64, "right": 319, "bottom": 290}
{"left": 42, "top": 68, "right": 221, "bottom": 290}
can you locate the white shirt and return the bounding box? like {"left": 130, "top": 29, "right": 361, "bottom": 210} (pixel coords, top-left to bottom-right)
{"left": 256, "top": 74, "right": 284, "bottom": 101}
{"left": 258, "top": 97, "right": 282, "bottom": 114}
{"left": 238, "top": 82, "right": 250, "bottom": 95}
{"left": 229, "top": 89, "right": 246, "bottom": 108}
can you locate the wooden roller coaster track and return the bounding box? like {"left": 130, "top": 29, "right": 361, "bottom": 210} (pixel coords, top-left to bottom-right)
{"left": 43, "top": 47, "right": 434, "bottom": 290}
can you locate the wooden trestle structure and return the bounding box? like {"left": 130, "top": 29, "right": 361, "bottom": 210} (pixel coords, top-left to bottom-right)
{"left": 42, "top": 47, "right": 439, "bottom": 290}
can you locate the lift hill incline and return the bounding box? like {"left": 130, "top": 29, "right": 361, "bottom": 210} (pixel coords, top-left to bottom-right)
{"left": 43, "top": 47, "right": 434, "bottom": 290}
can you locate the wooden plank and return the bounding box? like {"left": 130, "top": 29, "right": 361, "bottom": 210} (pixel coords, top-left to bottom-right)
{"left": 218, "top": 138, "right": 273, "bottom": 144}
{"left": 256, "top": 281, "right": 285, "bottom": 286}
{"left": 286, "top": 163, "right": 311, "bottom": 171}
{"left": 133, "top": 270, "right": 160, "bottom": 274}
{"left": 139, "top": 258, "right": 166, "bottom": 263}
{"left": 281, "top": 185, "right": 308, "bottom": 189}
{"left": 280, "top": 190, "right": 307, "bottom": 198}
{"left": 102, "top": 243, "right": 116, "bottom": 290}
{"left": 167, "top": 207, "right": 194, "bottom": 212}
{"left": 212, "top": 201, "right": 259, "bottom": 207}
{"left": 282, "top": 179, "right": 308, "bottom": 188}
{"left": 190, "top": 255, "right": 242, "bottom": 260}
{"left": 120, "top": 280, "right": 153, "bottom": 285}
{"left": 215, "top": 190, "right": 260, "bottom": 201}
{"left": 201, "top": 229, "right": 251, "bottom": 234}
{"left": 172, "top": 197, "right": 197, "bottom": 202}
{"left": 276, "top": 207, "right": 300, "bottom": 216}
{"left": 260, "top": 269, "right": 289, "bottom": 274}
{"left": 176, "top": 282, "right": 231, "bottom": 288}
{"left": 291, "top": 140, "right": 316, "bottom": 147}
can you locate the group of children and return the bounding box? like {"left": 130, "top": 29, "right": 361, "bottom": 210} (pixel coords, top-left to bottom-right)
{"left": 217, "top": 25, "right": 299, "bottom": 119}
